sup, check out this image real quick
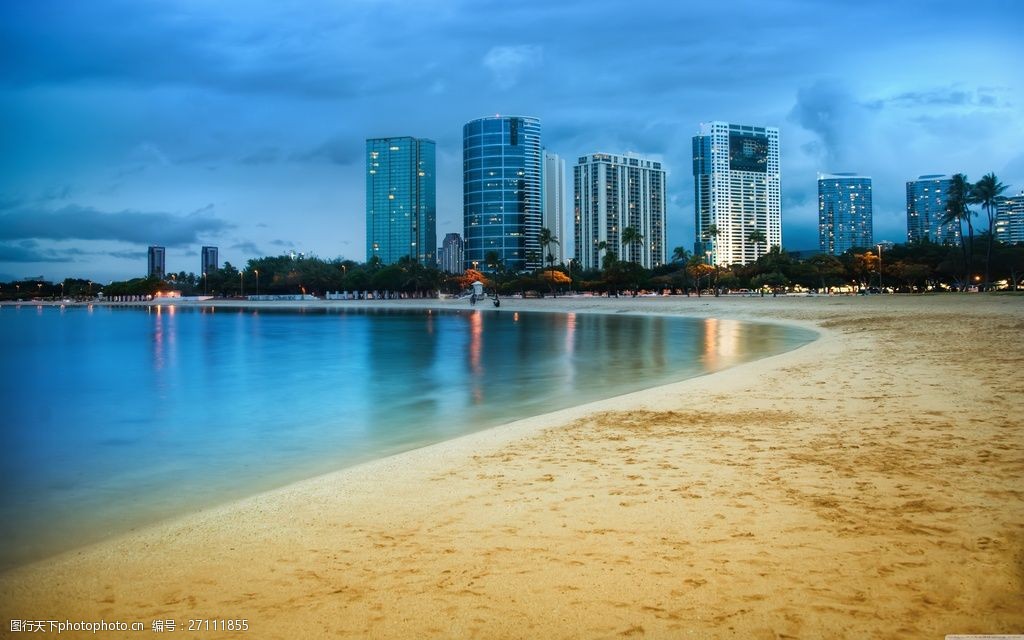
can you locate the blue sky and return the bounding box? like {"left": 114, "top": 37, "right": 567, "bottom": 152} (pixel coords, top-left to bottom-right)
{"left": 2, "top": 0, "right": 1022, "bottom": 282}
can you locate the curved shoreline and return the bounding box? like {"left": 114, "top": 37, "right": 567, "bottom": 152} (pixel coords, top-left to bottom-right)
{"left": 0, "top": 298, "right": 820, "bottom": 570}
{"left": 2, "top": 295, "right": 1022, "bottom": 639}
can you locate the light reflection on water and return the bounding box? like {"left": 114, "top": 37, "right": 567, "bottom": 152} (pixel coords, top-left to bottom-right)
{"left": 0, "top": 305, "right": 814, "bottom": 568}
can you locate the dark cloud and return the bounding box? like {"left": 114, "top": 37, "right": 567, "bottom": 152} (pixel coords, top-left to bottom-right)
{"left": 0, "top": 243, "right": 75, "bottom": 263}
{"left": 108, "top": 250, "right": 147, "bottom": 260}
{"left": 0, "top": 205, "right": 233, "bottom": 246}
{"left": 269, "top": 239, "right": 291, "bottom": 247}
{"left": 869, "top": 87, "right": 1002, "bottom": 109}
{"left": 788, "top": 79, "right": 867, "bottom": 167}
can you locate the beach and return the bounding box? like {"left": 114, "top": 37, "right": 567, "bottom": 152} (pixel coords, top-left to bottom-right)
{"left": 1, "top": 294, "right": 1022, "bottom": 639}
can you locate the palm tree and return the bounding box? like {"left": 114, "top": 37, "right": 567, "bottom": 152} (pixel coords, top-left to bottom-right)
{"left": 703, "top": 224, "right": 720, "bottom": 295}
{"left": 671, "top": 246, "right": 690, "bottom": 264}
{"left": 620, "top": 226, "right": 643, "bottom": 264}
{"left": 538, "top": 227, "right": 560, "bottom": 297}
{"left": 973, "top": 173, "right": 1008, "bottom": 289}
{"left": 746, "top": 229, "right": 767, "bottom": 263}
{"left": 941, "top": 174, "right": 975, "bottom": 290}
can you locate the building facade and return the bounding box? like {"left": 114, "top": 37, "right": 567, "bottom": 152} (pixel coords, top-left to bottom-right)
{"left": 818, "top": 173, "right": 873, "bottom": 255}
{"left": 201, "top": 246, "right": 218, "bottom": 274}
{"left": 542, "top": 150, "right": 566, "bottom": 265}
{"left": 995, "top": 193, "right": 1024, "bottom": 245}
{"left": 365, "top": 136, "right": 436, "bottom": 265}
{"left": 906, "top": 174, "right": 960, "bottom": 245}
{"left": 573, "top": 152, "right": 667, "bottom": 270}
{"left": 463, "top": 116, "right": 542, "bottom": 272}
{"left": 692, "top": 122, "right": 781, "bottom": 266}
{"left": 440, "top": 232, "right": 465, "bottom": 273}
{"left": 147, "top": 246, "right": 165, "bottom": 279}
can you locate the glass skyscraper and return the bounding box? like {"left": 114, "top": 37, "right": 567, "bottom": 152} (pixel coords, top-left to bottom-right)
{"left": 201, "top": 245, "right": 219, "bottom": 274}
{"left": 692, "top": 122, "right": 781, "bottom": 266}
{"left": 542, "top": 150, "right": 566, "bottom": 265}
{"left": 818, "top": 173, "right": 873, "bottom": 255}
{"left": 906, "top": 174, "right": 960, "bottom": 245}
{"left": 147, "top": 246, "right": 165, "bottom": 279}
{"left": 365, "top": 137, "right": 436, "bottom": 265}
{"left": 463, "top": 116, "right": 542, "bottom": 272}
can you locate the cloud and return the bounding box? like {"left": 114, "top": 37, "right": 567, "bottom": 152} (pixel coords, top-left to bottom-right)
{"left": 230, "top": 241, "right": 262, "bottom": 255}
{"left": 0, "top": 205, "right": 233, "bottom": 246}
{"left": 292, "top": 135, "right": 359, "bottom": 165}
{"left": 482, "top": 45, "right": 542, "bottom": 90}
{"left": 240, "top": 147, "right": 281, "bottom": 165}
{"left": 108, "top": 250, "right": 147, "bottom": 260}
{"left": 788, "top": 79, "right": 869, "bottom": 167}
{"left": 868, "top": 87, "right": 1003, "bottom": 109}
{"left": 0, "top": 243, "right": 71, "bottom": 263}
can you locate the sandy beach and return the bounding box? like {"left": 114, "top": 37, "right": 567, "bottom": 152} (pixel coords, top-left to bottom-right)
{"left": 1, "top": 294, "right": 1022, "bottom": 639}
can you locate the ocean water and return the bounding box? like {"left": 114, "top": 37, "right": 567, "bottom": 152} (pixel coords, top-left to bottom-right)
{"left": 0, "top": 304, "right": 814, "bottom": 568}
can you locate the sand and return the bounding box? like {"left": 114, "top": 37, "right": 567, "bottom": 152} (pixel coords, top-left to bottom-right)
{"left": 1, "top": 295, "right": 1022, "bottom": 639}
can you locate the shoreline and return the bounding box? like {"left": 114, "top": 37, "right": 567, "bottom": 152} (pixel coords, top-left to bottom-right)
{"left": 2, "top": 296, "right": 1022, "bottom": 638}
{"left": 0, "top": 299, "right": 821, "bottom": 571}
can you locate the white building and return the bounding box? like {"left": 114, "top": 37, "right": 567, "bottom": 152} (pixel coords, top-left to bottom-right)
{"left": 995, "top": 193, "right": 1024, "bottom": 245}
{"left": 692, "top": 122, "right": 781, "bottom": 266}
{"left": 542, "top": 150, "right": 566, "bottom": 265}
{"left": 573, "top": 152, "right": 667, "bottom": 270}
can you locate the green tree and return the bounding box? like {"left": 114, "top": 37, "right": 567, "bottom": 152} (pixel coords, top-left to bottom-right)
{"left": 972, "top": 173, "right": 1008, "bottom": 288}
{"left": 941, "top": 174, "right": 975, "bottom": 290}
{"left": 671, "top": 246, "right": 690, "bottom": 264}
{"left": 747, "top": 229, "right": 767, "bottom": 261}
{"left": 620, "top": 226, "right": 643, "bottom": 264}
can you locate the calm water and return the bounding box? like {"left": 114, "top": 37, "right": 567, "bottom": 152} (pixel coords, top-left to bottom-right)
{"left": 0, "top": 304, "right": 814, "bottom": 568}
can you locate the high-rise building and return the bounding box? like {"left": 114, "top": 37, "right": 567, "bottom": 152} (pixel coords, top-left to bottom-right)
{"left": 147, "top": 246, "right": 165, "bottom": 279}
{"left": 440, "top": 233, "right": 465, "bottom": 273}
{"left": 542, "top": 150, "right": 566, "bottom": 265}
{"left": 574, "top": 152, "right": 667, "bottom": 270}
{"left": 365, "top": 136, "right": 436, "bottom": 265}
{"left": 463, "top": 115, "right": 542, "bottom": 272}
{"left": 201, "top": 246, "right": 218, "bottom": 274}
{"left": 995, "top": 193, "right": 1024, "bottom": 245}
{"left": 818, "top": 173, "right": 873, "bottom": 255}
{"left": 693, "top": 122, "right": 780, "bottom": 266}
{"left": 906, "top": 174, "right": 960, "bottom": 245}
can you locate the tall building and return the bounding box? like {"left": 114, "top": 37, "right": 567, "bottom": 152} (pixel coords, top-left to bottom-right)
{"left": 542, "top": 150, "right": 566, "bottom": 265}
{"left": 365, "top": 136, "right": 436, "bottom": 265}
{"left": 201, "top": 246, "right": 218, "bottom": 274}
{"left": 995, "top": 193, "right": 1024, "bottom": 245}
{"left": 147, "top": 246, "right": 165, "bottom": 279}
{"left": 574, "top": 152, "right": 667, "bottom": 270}
{"left": 463, "top": 115, "right": 542, "bottom": 272}
{"left": 906, "top": 174, "right": 960, "bottom": 245}
{"left": 818, "top": 173, "right": 873, "bottom": 255}
{"left": 440, "top": 233, "right": 465, "bottom": 273}
{"left": 693, "top": 122, "right": 780, "bottom": 266}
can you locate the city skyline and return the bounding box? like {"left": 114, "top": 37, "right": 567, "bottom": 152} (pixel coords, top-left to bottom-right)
{"left": 1, "top": 0, "right": 1022, "bottom": 281}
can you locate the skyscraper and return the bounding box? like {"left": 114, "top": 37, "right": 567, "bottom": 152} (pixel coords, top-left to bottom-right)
{"left": 542, "top": 150, "right": 566, "bottom": 265}
{"left": 906, "top": 175, "right": 960, "bottom": 245}
{"left": 440, "top": 233, "right": 465, "bottom": 273}
{"left": 995, "top": 193, "right": 1024, "bottom": 245}
{"left": 147, "top": 246, "right": 165, "bottom": 279}
{"left": 818, "top": 173, "right": 873, "bottom": 255}
{"left": 201, "top": 246, "right": 219, "bottom": 274}
{"left": 463, "top": 116, "right": 542, "bottom": 272}
{"left": 693, "top": 122, "right": 781, "bottom": 266}
{"left": 365, "top": 136, "right": 436, "bottom": 265}
{"left": 574, "top": 152, "right": 667, "bottom": 270}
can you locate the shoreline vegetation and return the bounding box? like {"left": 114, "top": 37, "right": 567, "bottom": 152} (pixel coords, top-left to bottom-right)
{"left": 2, "top": 295, "right": 1022, "bottom": 638}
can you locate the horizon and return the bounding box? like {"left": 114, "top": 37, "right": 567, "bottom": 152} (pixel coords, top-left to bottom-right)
{"left": 2, "top": 0, "right": 1022, "bottom": 282}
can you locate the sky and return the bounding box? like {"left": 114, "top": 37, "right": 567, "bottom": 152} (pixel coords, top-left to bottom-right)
{"left": 1, "top": 0, "right": 1022, "bottom": 283}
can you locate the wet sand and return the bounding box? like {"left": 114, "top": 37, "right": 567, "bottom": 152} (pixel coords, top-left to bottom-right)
{"left": 1, "top": 295, "right": 1022, "bottom": 639}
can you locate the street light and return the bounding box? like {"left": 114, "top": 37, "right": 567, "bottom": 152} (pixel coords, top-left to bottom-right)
{"left": 239, "top": 271, "right": 244, "bottom": 297}
{"left": 254, "top": 269, "right": 259, "bottom": 296}
{"left": 203, "top": 271, "right": 207, "bottom": 296}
